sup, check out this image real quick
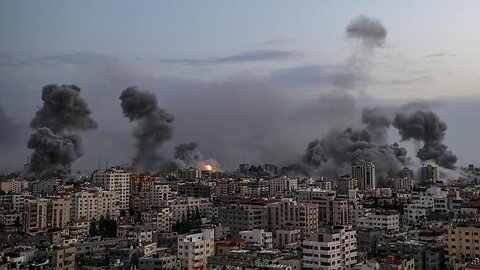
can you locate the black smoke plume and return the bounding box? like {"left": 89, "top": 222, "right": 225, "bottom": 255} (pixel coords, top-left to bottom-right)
{"left": 172, "top": 142, "right": 203, "bottom": 169}
{"left": 27, "top": 84, "right": 97, "bottom": 179}
{"left": 28, "top": 128, "right": 83, "bottom": 178}
{"left": 393, "top": 110, "right": 457, "bottom": 169}
{"left": 303, "top": 107, "right": 408, "bottom": 180}
{"left": 346, "top": 15, "right": 387, "bottom": 48}
{"left": 119, "top": 86, "right": 174, "bottom": 171}
{"left": 30, "top": 84, "right": 97, "bottom": 132}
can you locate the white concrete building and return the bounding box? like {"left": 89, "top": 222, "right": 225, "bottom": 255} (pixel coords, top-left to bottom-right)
{"left": 93, "top": 168, "right": 131, "bottom": 212}
{"left": 356, "top": 211, "right": 400, "bottom": 232}
{"left": 177, "top": 228, "right": 214, "bottom": 270}
{"left": 269, "top": 177, "right": 298, "bottom": 196}
{"left": 302, "top": 226, "right": 357, "bottom": 270}
{"left": 70, "top": 188, "right": 119, "bottom": 222}
{"left": 239, "top": 229, "right": 273, "bottom": 249}
{"left": 141, "top": 208, "right": 172, "bottom": 232}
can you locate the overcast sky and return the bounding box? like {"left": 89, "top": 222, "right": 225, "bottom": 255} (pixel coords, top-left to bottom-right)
{"left": 1, "top": 1, "right": 480, "bottom": 173}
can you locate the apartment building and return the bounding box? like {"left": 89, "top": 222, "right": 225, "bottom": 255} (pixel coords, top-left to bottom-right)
{"left": 269, "top": 198, "right": 319, "bottom": 237}
{"left": 25, "top": 197, "right": 70, "bottom": 232}
{"left": 93, "top": 168, "right": 131, "bottom": 212}
{"left": 169, "top": 197, "right": 215, "bottom": 223}
{"left": 356, "top": 210, "right": 400, "bottom": 232}
{"left": 141, "top": 208, "right": 172, "bottom": 232}
{"left": 0, "top": 179, "right": 23, "bottom": 194}
{"left": 446, "top": 226, "right": 480, "bottom": 269}
{"left": 302, "top": 226, "right": 357, "bottom": 270}
{"left": 70, "top": 188, "right": 120, "bottom": 222}
{"left": 239, "top": 229, "right": 273, "bottom": 249}
{"left": 177, "top": 228, "right": 214, "bottom": 270}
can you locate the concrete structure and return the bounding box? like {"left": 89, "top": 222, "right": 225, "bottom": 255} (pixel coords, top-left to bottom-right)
{"left": 0, "top": 179, "right": 23, "bottom": 194}
{"left": 177, "top": 228, "right": 214, "bottom": 270}
{"left": 446, "top": 226, "right": 480, "bottom": 269}
{"left": 352, "top": 159, "right": 376, "bottom": 191}
{"left": 70, "top": 188, "right": 120, "bottom": 222}
{"left": 138, "top": 247, "right": 179, "bottom": 270}
{"left": 337, "top": 176, "right": 358, "bottom": 194}
{"left": 302, "top": 226, "right": 357, "bottom": 270}
{"left": 93, "top": 168, "right": 131, "bottom": 212}
{"left": 421, "top": 165, "right": 438, "bottom": 184}
{"left": 169, "top": 197, "right": 214, "bottom": 223}
{"left": 141, "top": 208, "right": 172, "bottom": 232}
{"left": 25, "top": 197, "right": 70, "bottom": 232}
{"left": 357, "top": 211, "right": 400, "bottom": 232}
{"left": 269, "top": 177, "right": 298, "bottom": 197}
{"left": 240, "top": 229, "right": 273, "bottom": 249}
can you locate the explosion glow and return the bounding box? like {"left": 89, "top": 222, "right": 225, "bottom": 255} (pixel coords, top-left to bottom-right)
{"left": 204, "top": 164, "right": 213, "bottom": 171}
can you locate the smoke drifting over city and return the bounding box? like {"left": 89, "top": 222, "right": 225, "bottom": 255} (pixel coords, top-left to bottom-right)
{"left": 393, "top": 110, "right": 458, "bottom": 169}
{"left": 27, "top": 85, "right": 97, "bottom": 179}
{"left": 1, "top": 15, "right": 461, "bottom": 181}
{"left": 172, "top": 142, "right": 203, "bottom": 170}
{"left": 119, "top": 86, "right": 175, "bottom": 171}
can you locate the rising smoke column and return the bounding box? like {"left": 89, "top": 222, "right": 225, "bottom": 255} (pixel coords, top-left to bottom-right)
{"left": 171, "top": 142, "right": 203, "bottom": 169}
{"left": 27, "top": 84, "right": 97, "bottom": 179}
{"left": 393, "top": 110, "right": 458, "bottom": 169}
{"left": 303, "top": 107, "right": 408, "bottom": 180}
{"left": 346, "top": 15, "right": 387, "bottom": 48}
{"left": 119, "top": 86, "right": 174, "bottom": 171}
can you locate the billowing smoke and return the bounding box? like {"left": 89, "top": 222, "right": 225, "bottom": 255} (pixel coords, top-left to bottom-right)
{"left": 172, "top": 142, "right": 203, "bottom": 169}
{"left": 119, "top": 86, "right": 174, "bottom": 171}
{"left": 303, "top": 107, "right": 408, "bottom": 181}
{"left": 27, "top": 84, "right": 97, "bottom": 179}
{"left": 346, "top": 15, "right": 387, "bottom": 48}
{"left": 28, "top": 128, "right": 83, "bottom": 178}
{"left": 30, "top": 84, "right": 97, "bottom": 132}
{"left": 393, "top": 110, "right": 457, "bottom": 169}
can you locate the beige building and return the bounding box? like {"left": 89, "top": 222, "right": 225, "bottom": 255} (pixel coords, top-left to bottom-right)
{"left": 142, "top": 184, "right": 172, "bottom": 210}
{"left": 296, "top": 189, "right": 350, "bottom": 226}
{"left": 337, "top": 176, "right": 357, "bottom": 194}
{"left": 31, "top": 178, "right": 61, "bottom": 195}
{"left": 141, "top": 208, "right": 172, "bottom": 232}
{"left": 93, "top": 168, "right": 131, "bottom": 212}
{"left": 356, "top": 210, "right": 400, "bottom": 232}
{"left": 70, "top": 188, "right": 120, "bottom": 222}
{"left": 446, "top": 226, "right": 480, "bottom": 269}
{"left": 178, "top": 228, "right": 214, "bottom": 270}
{"left": 0, "top": 179, "right": 23, "bottom": 194}
{"left": 169, "top": 197, "right": 214, "bottom": 223}
{"left": 36, "top": 246, "right": 76, "bottom": 270}
{"left": 302, "top": 226, "right": 357, "bottom": 270}
{"left": 269, "top": 198, "right": 318, "bottom": 237}
{"left": 25, "top": 197, "right": 70, "bottom": 232}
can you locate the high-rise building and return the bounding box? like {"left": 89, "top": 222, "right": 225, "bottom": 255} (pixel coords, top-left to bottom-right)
{"left": 352, "top": 159, "right": 376, "bottom": 191}
{"left": 93, "top": 168, "right": 131, "bottom": 212}
{"left": 0, "top": 179, "right": 23, "bottom": 194}
{"left": 421, "top": 165, "right": 438, "bottom": 183}
{"left": 399, "top": 167, "right": 414, "bottom": 180}
{"left": 302, "top": 226, "right": 357, "bottom": 270}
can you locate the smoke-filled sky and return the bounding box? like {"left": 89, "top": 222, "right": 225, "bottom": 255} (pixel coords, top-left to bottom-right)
{"left": 1, "top": 1, "right": 480, "bottom": 173}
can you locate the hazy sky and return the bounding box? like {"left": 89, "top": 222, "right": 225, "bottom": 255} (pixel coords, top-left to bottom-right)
{"left": 1, "top": 1, "right": 480, "bottom": 173}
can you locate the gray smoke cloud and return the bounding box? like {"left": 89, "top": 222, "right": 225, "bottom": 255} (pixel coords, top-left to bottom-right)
{"left": 0, "top": 107, "right": 21, "bottom": 144}
{"left": 27, "top": 128, "right": 83, "bottom": 179}
{"left": 393, "top": 110, "right": 458, "bottom": 169}
{"left": 30, "top": 84, "right": 97, "bottom": 132}
{"left": 346, "top": 15, "right": 387, "bottom": 48}
{"left": 171, "top": 142, "right": 203, "bottom": 169}
{"left": 27, "top": 84, "right": 97, "bottom": 179}
{"left": 303, "top": 107, "right": 408, "bottom": 181}
{"left": 119, "top": 86, "right": 174, "bottom": 171}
